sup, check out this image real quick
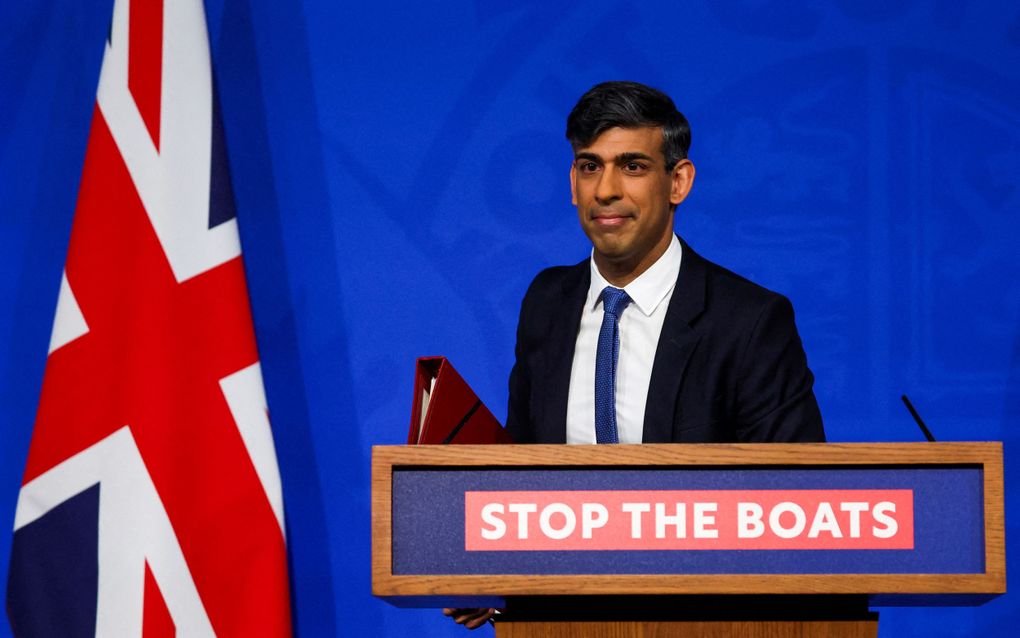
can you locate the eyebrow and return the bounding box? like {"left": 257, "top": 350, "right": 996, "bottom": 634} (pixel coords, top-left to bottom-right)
{"left": 615, "top": 152, "right": 655, "bottom": 164}
{"left": 573, "top": 151, "right": 656, "bottom": 164}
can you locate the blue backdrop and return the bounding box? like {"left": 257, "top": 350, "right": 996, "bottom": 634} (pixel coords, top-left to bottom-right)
{"left": 2, "top": 1, "right": 1018, "bottom": 635}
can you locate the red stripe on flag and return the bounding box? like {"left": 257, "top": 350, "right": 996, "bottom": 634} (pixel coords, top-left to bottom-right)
{"left": 143, "top": 561, "right": 175, "bottom": 638}
{"left": 128, "top": 0, "right": 164, "bottom": 150}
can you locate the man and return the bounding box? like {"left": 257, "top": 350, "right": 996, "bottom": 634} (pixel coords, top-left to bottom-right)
{"left": 508, "top": 80, "right": 824, "bottom": 445}
{"left": 445, "top": 80, "right": 824, "bottom": 629}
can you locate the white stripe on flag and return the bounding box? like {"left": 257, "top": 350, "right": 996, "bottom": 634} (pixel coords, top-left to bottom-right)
{"left": 221, "top": 363, "right": 287, "bottom": 537}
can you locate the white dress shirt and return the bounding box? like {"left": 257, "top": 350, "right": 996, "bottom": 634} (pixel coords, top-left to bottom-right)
{"left": 566, "top": 235, "right": 683, "bottom": 444}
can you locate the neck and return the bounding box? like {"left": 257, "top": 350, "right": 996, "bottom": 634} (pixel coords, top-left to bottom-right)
{"left": 594, "top": 233, "right": 673, "bottom": 288}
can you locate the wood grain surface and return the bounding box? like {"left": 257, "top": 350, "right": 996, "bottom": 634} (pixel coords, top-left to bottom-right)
{"left": 495, "top": 619, "right": 878, "bottom": 638}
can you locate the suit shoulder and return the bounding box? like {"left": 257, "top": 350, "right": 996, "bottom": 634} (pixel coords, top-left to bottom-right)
{"left": 684, "top": 251, "right": 797, "bottom": 333}
{"left": 698, "top": 254, "right": 790, "bottom": 309}
{"left": 522, "top": 260, "right": 587, "bottom": 302}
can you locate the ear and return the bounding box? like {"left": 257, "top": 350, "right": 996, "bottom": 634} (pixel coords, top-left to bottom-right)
{"left": 669, "top": 159, "right": 696, "bottom": 207}
{"left": 570, "top": 163, "right": 577, "bottom": 206}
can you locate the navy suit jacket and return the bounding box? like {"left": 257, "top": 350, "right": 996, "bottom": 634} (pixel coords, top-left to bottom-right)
{"left": 506, "top": 238, "right": 825, "bottom": 443}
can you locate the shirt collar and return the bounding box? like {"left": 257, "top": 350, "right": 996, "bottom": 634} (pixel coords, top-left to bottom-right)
{"left": 587, "top": 234, "right": 683, "bottom": 317}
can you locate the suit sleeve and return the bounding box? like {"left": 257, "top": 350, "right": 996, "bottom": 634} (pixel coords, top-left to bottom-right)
{"left": 505, "top": 339, "right": 531, "bottom": 443}
{"left": 505, "top": 278, "right": 538, "bottom": 443}
{"left": 733, "top": 295, "right": 825, "bottom": 442}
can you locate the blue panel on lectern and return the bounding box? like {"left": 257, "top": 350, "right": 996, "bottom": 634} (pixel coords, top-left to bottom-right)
{"left": 392, "top": 467, "right": 983, "bottom": 576}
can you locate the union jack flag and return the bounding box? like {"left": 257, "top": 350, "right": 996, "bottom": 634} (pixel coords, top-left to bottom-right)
{"left": 6, "top": 1, "right": 292, "bottom": 635}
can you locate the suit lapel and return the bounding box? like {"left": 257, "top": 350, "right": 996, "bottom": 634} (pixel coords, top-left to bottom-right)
{"left": 540, "top": 261, "right": 589, "bottom": 443}
{"left": 642, "top": 238, "right": 707, "bottom": 443}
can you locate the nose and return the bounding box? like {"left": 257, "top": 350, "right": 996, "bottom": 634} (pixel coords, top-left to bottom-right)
{"left": 594, "top": 166, "right": 622, "bottom": 205}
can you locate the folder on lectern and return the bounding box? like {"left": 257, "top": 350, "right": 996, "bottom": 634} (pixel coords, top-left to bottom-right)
{"left": 407, "top": 356, "right": 514, "bottom": 445}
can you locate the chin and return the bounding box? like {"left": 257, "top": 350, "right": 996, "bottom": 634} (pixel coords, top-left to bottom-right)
{"left": 593, "top": 248, "right": 635, "bottom": 266}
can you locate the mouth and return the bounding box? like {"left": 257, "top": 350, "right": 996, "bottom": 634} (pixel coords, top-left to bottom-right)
{"left": 589, "top": 208, "right": 635, "bottom": 228}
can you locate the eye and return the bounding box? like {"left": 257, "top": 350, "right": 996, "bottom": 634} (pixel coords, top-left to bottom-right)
{"left": 578, "top": 161, "right": 600, "bottom": 173}
{"left": 624, "top": 162, "right": 646, "bottom": 173}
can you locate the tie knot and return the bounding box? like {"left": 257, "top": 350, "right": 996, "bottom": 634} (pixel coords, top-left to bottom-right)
{"left": 600, "top": 286, "right": 631, "bottom": 318}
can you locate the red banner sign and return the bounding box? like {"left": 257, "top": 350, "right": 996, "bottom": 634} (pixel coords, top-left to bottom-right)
{"left": 465, "top": 490, "right": 913, "bottom": 551}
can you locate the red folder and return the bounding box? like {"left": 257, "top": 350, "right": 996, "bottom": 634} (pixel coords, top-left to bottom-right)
{"left": 408, "top": 356, "right": 515, "bottom": 445}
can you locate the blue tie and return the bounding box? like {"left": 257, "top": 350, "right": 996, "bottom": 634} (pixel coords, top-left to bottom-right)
{"left": 594, "top": 286, "right": 631, "bottom": 444}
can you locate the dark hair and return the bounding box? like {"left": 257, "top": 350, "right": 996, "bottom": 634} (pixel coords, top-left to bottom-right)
{"left": 565, "top": 81, "right": 691, "bottom": 170}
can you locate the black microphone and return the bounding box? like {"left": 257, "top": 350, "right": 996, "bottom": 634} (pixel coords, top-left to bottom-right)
{"left": 901, "top": 394, "right": 936, "bottom": 442}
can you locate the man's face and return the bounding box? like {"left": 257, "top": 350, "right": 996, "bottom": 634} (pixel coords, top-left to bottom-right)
{"left": 571, "top": 126, "right": 694, "bottom": 281}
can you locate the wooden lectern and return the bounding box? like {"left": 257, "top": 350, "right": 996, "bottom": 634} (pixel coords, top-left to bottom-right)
{"left": 372, "top": 443, "right": 1004, "bottom": 637}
